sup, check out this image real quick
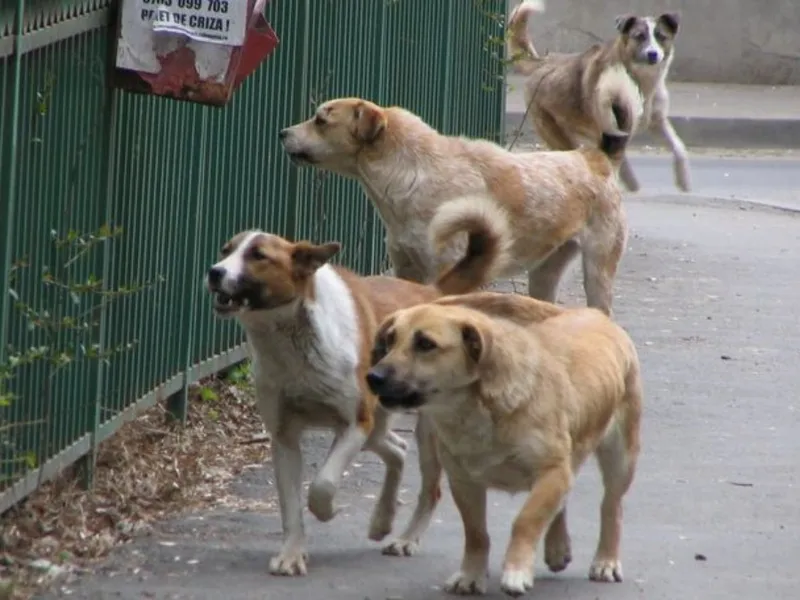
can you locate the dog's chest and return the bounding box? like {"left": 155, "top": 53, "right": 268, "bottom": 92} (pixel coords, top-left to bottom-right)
{"left": 434, "top": 414, "right": 536, "bottom": 493}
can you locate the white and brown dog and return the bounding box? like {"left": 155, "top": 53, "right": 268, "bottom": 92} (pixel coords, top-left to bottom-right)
{"left": 507, "top": 0, "right": 691, "bottom": 193}
{"left": 367, "top": 292, "right": 643, "bottom": 596}
{"left": 279, "top": 98, "right": 629, "bottom": 316}
{"left": 205, "top": 230, "right": 459, "bottom": 575}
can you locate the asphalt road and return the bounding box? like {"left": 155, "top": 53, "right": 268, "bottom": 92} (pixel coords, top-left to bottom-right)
{"left": 39, "top": 156, "right": 800, "bottom": 600}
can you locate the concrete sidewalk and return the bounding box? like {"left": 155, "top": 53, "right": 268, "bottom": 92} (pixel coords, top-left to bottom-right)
{"left": 505, "top": 74, "right": 800, "bottom": 149}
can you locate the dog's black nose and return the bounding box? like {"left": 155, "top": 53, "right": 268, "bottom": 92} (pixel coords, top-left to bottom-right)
{"left": 278, "top": 128, "right": 288, "bottom": 140}
{"left": 366, "top": 366, "right": 392, "bottom": 394}
{"left": 207, "top": 266, "right": 225, "bottom": 288}
{"left": 646, "top": 50, "right": 659, "bottom": 64}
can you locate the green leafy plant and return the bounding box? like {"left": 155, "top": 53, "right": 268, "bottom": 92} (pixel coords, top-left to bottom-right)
{"left": 1, "top": 225, "right": 163, "bottom": 487}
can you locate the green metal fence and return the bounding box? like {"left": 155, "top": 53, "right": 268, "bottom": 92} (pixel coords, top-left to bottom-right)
{"left": 0, "top": 0, "right": 506, "bottom": 513}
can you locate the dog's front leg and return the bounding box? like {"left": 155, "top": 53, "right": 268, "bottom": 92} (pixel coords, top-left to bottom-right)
{"left": 500, "top": 464, "right": 572, "bottom": 596}
{"left": 269, "top": 423, "right": 309, "bottom": 576}
{"left": 443, "top": 469, "right": 489, "bottom": 595}
{"left": 651, "top": 86, "right": 691, "bottom": 192}
{"left": 383, "top": 412, "right": 442, "bottom": 556}
{"left": 307, "top": 423, "right": 368, "bottom": 522}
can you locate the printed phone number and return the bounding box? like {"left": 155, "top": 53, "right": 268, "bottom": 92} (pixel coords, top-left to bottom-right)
{"left": 142, "top": 0, "right": 230, "bottom": 13}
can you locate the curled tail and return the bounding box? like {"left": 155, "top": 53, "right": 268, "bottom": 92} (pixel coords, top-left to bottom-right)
{"left": 599, "top": 131, "right": 629, "bottom": 167}
{"left": 430, "top": 195, "right": 514, "bottom": 296}
{"left": 506, "top": 0, "right": 546, "bottom": 76}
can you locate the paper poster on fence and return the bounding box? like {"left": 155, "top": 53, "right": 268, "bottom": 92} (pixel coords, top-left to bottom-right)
{"left": 150, "top": 0, "right": 249, "bottom": 46}
{"left": 116, "top": 0, "right": 248, "bottom": 76}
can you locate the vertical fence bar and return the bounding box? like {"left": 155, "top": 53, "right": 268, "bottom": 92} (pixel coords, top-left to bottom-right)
{"left": 0, "top": 0, "right": 25, "bottom": 369}
{"left": 440, "top": 0, "right": 455, "bottom": 134}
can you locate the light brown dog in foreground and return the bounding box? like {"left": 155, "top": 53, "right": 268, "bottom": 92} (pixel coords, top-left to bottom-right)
{"left": 205, "top": 231, "right": 477, "bottom": 575}
{"left": 279, "top": 97, "right": 628, "bottom": 316}
{"left": 507, "top": 0, "right": 691, "bottom": 193}
{"left": 366, "top": 292, "right": 642, "bottom": 596}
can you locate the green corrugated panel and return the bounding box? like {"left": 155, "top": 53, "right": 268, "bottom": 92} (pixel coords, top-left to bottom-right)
{"left": 1, "top": 0, "right": 506, "bottom": 507}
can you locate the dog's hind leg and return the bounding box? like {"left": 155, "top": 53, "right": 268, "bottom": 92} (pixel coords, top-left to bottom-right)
{"left": 382, "top": 413, "right": 443, "bottom": 557}
{"left": 365, "top": 407, "right": 407, "bottom": 542}
{"left": 543, "top": 507, "right": 573, "bottom": 572}
{"left": 535, "top": 111, "right": 577, "bottom": 151}
{"left": 589, "top": 364, "right": 642, "bottom": 583}
{"left": 527, "top": 239, "right": 581, "bottom": 303}
{"left": 580, "top": 208, "right": 627, "bottom": 317}
{"left": 650, "top": 86, "right": 691, "bottom": 192}
{"left": 618, "top": 157, "right": 641, "bottom": 193}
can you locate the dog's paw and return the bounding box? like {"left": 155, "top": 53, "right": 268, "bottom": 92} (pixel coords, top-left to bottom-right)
{"left": 382, "top": 538, "right": 419, "bottom": 557}
{"left": 368, "top": 507, "right": 395, "bottom": 541}
{"left": 544, "top": 534, "right": 572, "bottom": 573}
{"left": 388, "top": 430, "right": 409, "bottom": 451}
{"left": 500, "top": 567, "right": 533, "bottom": 597}
{"left": 269, "top": 548, "right": 309, "bottom": 577}
{"left": 674, "top": 157, "right": 692, "bottom": 192}
{"left": 444, "top": 569, "right": 488, "bottom": 595}
{"left": 308, "top": 479, "right": 338, "bottom": 522}
{"left": 589, "top": 557, "right": 623, "bottom": 583}
{"left": 675, "top": 171, "right": 691, "bottom": 193}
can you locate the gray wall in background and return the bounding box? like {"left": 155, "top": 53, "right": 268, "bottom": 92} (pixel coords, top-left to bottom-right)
{"left": 508, "top": 0, "right": 800, "bottom": 85}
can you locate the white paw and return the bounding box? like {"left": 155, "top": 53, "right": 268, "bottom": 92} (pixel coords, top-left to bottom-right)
{"left": 444, "top": 569, "right": 488, "bottom": 595}
{"left": 269, "top": 548, "right": 308, "bottom": 576}
{"left": 500, "top": 568, "right": 533, "bottom": 597}
{"left": 308, "top": 479, "right": 338, "bottom": 522}
{"left": 589, "top": 558, "right": 623, "bottom": 582}
{"left": 382, "top": 538, "right": 419, "bottom": 557}
{"left": 368, "top": 505, "right": 395, "bottom": 541}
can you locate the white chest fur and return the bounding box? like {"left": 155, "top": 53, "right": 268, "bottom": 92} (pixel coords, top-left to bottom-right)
{"left": 242, "top": 265, "right": 363, "bottom": 428}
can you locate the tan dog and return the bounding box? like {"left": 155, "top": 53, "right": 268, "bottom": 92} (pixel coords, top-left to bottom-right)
{"left": 507, "top": 0, "right": 691, "bottom": 193}
{"left": 366, "top": 292, "right": 642, "bottom": 596}
{"left": 279, "top": 98, "right": 628, "bottom": 316}
{"left": 205, "top": 230, "right": 463, "bottom": 575}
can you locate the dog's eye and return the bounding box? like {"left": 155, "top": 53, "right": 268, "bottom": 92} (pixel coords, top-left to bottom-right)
{"left": 654, "top": 31, "right": 666, "bottom": 42}
{"left": 633, "top": 32, "right": 647, "bottom": 41}
{"left": 413, "top": 333, "right": 437, "bottom": 353}
{"left": 249, "top": 246, "right": 268, "bottom": 260}
{"left": 220, "top": 245, "right": 232, "bottom": 257}
{"left": 314, "top": 115, "right": 326, "bottom": 127}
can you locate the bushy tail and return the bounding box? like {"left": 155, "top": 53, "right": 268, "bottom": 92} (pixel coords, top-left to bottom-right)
{"left": 506, "top": 0, "right": 546, "bottom": 75}
{"left": 430, "top": 195, "right": 515, "bottom": 296}
{"left": 599, "top": 131, "right": 629, "bottom": 166}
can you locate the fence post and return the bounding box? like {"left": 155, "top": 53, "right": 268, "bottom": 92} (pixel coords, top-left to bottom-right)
{"left": 78, "top": 47, "right": 120, "bottom": 490}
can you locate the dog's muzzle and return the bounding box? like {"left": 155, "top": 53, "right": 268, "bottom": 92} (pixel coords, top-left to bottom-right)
{"left": 366, "top": 365, "right": 425, "bottom": 410}
{"left": 206, "top": 267, "right": 254, "bottom": 316}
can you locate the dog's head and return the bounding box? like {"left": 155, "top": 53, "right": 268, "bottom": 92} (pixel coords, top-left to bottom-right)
{"left": 615, "top": 13, "right": 679, "bottom": 67}
{"left": 365, "top": 304, "right": 491, "bottom": 412}
{"left": 205, "top": 230, "right": 341, "bottom": 318}
{"left": 278, "top": 97, "right": 388, "bottom": 175}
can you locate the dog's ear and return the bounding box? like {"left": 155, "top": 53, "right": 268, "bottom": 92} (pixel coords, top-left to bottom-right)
{"left": 292, "top": 241, "right": 341, "bottom": 277}
{"left": 615, "top": 14, "right": 637, "bottom": 35}
{"left": 353, "top": 101, "right": 387, "bottom": 143}
{"left": 371, "top": 316, "right": 396, "bottom": 366}
{"left": 657, "top": 12, "right": 680, "bottom": 36}
{"left": 461, "top": 322, "right": 490, "bottom": 364}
